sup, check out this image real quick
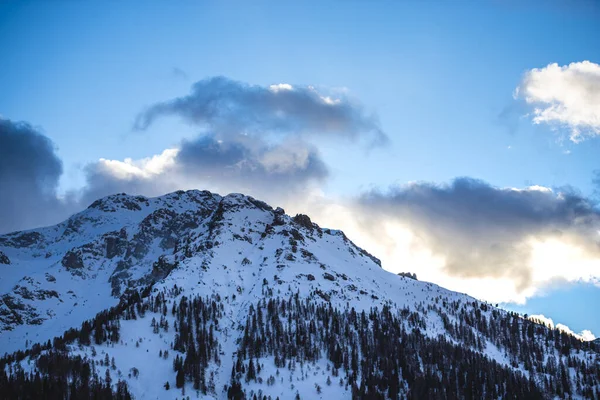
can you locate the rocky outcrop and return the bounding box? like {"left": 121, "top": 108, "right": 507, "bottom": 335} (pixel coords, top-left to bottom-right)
{"left": 88, "top": 193, "right": 149, "bottom": 212}
{"left": 0, "top": 231, "right": 43, "bottom": 248}
{"left": 292, "top": 213, "right": 314, "bottom": 230}
{"left": 323, "top": 272, "right": 336, "bottom": 281}
{"left": 104, "top": 229, "right": 128, "bottom": 259}
{"left": 0, "top": 294, "right": 42, "bottom": 328}
{"left": 61, "top": 250, "right": 84, "bottom": 271}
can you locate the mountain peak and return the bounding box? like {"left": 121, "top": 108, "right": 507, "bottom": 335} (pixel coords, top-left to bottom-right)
{"left": 0, "top": 189, "right": 382, "bottom": 351}
{"left": 87, "top": 192, "right": 149, "bottom": 212}
{"left": 1, "top": 189, "right": 598, "bottom": 399}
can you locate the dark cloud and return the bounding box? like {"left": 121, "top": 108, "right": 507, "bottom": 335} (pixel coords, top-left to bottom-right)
{"left": 80, "top": 134, "right": 328, "bottom": 205}
{"left": 0, "top": 119, "right": 72, "bottom": 233}
{"left": 177, "top": 134, "right": 328, "bottom": 185}
{"left": 82, "top": 77, "right": 355, "bottom": 204}
{"left": 134, "top": 76, "right": 388, "bottom": 146}
{"left": 355, "top": 178, "right": 600, "bottom": 290}
{"left": 1, "top": 77, "right": 382, "bottom": 232}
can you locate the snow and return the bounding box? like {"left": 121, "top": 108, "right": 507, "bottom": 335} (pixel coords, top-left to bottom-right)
{"left": 1, "top": 189, "right": 597, "bottom": 399}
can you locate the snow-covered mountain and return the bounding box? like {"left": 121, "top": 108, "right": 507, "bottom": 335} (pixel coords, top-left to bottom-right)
{"left": 1, "top": 190, "right": 599, "bottom": 399}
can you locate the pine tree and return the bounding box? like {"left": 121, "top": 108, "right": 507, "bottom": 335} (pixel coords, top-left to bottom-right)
{"left": 247, "top": 359, "right": 256, "bottom": 382}
{"left": 176, "top": 368, "right": 185, "bottom": 389}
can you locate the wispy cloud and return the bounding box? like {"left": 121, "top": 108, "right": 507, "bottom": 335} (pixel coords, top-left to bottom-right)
{"left": 171, "top": 67, "right": 189, "bottom": 80}
{"left": 134, "top": 76, "right": 388, "bottom": 147}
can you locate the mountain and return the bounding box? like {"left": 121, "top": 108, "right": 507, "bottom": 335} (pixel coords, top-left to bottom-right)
{"left": 0, "top": 190, "right": 598, "bottom": 399}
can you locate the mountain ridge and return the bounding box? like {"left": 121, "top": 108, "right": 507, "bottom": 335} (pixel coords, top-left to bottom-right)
{"left": 1, "top": 189, "right": 599, "bottom": 399}
{"left": 0, "top": 189, "right": 388, "bottom": 354}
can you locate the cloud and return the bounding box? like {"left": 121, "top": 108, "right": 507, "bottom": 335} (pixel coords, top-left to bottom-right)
{"left": 171, "top": 67, "right": 189, "bottom": 80}
{"left": 80, "top": 134, "right": 328, "bottom": 206}
{"left": 516, "top": 61, "right": 600, "bottom": 142}
{"left": 528, "top": 314, "right": 555, "bottom": 328}
{"left": 177, "top": 134, "right": 328, "bottom": 183}
{"left": 134, "top": 76, "right": 388, "bottom": 146}
{"left": 529, "top": 314, "right": 596, "bottom": 341}
{"left": 0, "top": 119, "right": 72, "bottom": 233}
{"left": 81, "top": 76, "right": 372, "bottom": 209}
{"left": 350, "top": 178, "right": 600, "bottom": 303}
{"left": 1, "top": 77, "right": 381, "bottom": 233}
{"left": 79, "top": 148, "right": 181, "bottom": 206}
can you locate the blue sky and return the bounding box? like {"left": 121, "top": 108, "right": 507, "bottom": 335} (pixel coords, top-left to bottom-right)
{"left": 1, "top": 1, "right": 600, "bottom": 337}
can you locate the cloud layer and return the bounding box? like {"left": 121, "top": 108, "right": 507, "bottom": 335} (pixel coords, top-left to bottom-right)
{"left": 81, "top": 77, "right": 381, "bottom": 207}
{"left": 134, "top": 76, "right": 388, "bottom": 146}
{"left": 350, "top": 178, "right": 600, "bottom": 302}
{"left": 81, "top": 134, "right": 328, "bottom": 206}
{"left": 0, "top": 119, "right": 72, "bottom": 233}
{"left": 516, "top": 61, "right": 600, "bottom": 142}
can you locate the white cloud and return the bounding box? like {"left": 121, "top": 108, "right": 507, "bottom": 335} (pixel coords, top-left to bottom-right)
{"left": 268, "top": 83, "right": 293, "bottom": 92}
{"left": 510, "top": 184, "right": 552, "bottom": 193}
{"left": 267, "top": 83, "right": 341, "bottom": 107}
{"left": 528, "top": 314, "right": 555, "bottom": 328}
{"left": 578, "top": 330, "right": 597, "bottom": 342}
{"left": 528, "top": 315, "right": 595, "bottom": 341}
{"left": 81, "top": 134, "right": 328, "bottom": 211}
{"left": 516, "top": 61, "right": 600, "bottom": 142}
{"left": 556, "top": 324, "right": 596, "bottom": 341}
{"left": 258, "top": 141, "right": 312, "bottom": 173}
{"left": 96, "top": 148, "right": 179, "bottom": 180}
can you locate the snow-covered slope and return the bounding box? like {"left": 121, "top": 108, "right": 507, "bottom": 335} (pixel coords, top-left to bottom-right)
{"left": 1, "top": 190, "right": 598, "bottom": 399}
{"left": 0, "top": 190, "right": 446, "bottom": 353}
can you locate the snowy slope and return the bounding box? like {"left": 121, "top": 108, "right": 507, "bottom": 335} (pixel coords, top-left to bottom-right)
{"left": 0, "top": 190, "right": 472, "bottom": 355}
{"left": 1, "top": 190, "right": 599, "bottom": 399}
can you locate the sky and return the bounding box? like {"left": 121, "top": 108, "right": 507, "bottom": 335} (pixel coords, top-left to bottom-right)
{"left": 1, "top": 0, "right": 599, "bottom": 338}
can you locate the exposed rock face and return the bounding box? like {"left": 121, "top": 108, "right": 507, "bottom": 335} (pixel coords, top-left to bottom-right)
{"left": 398, "top": 271, "right": 418, "bottom": 280}
{"left": 0, "top": 251, "right": 9, "bottom": 264}
{"left": 88, "top": 193, "right": 149, "bottom": 212}
{"left": 61, "top": 250, "right": 84, "bottom": 271}
{"left": 0, "top": 231, "right": 44, "bottom": 248}
{"left": 104, "top": 228, "right": 127, "bottom": 259}
{"left": 292, "top": 213, "right": 315, "bottom": 229}
{"left": 323, "top": 272, "right": 336, "bottom": 281}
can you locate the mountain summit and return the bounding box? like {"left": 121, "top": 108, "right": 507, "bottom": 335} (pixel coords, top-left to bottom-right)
{"left": 1, "top": 190, "right": 598, "bottom": 399}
